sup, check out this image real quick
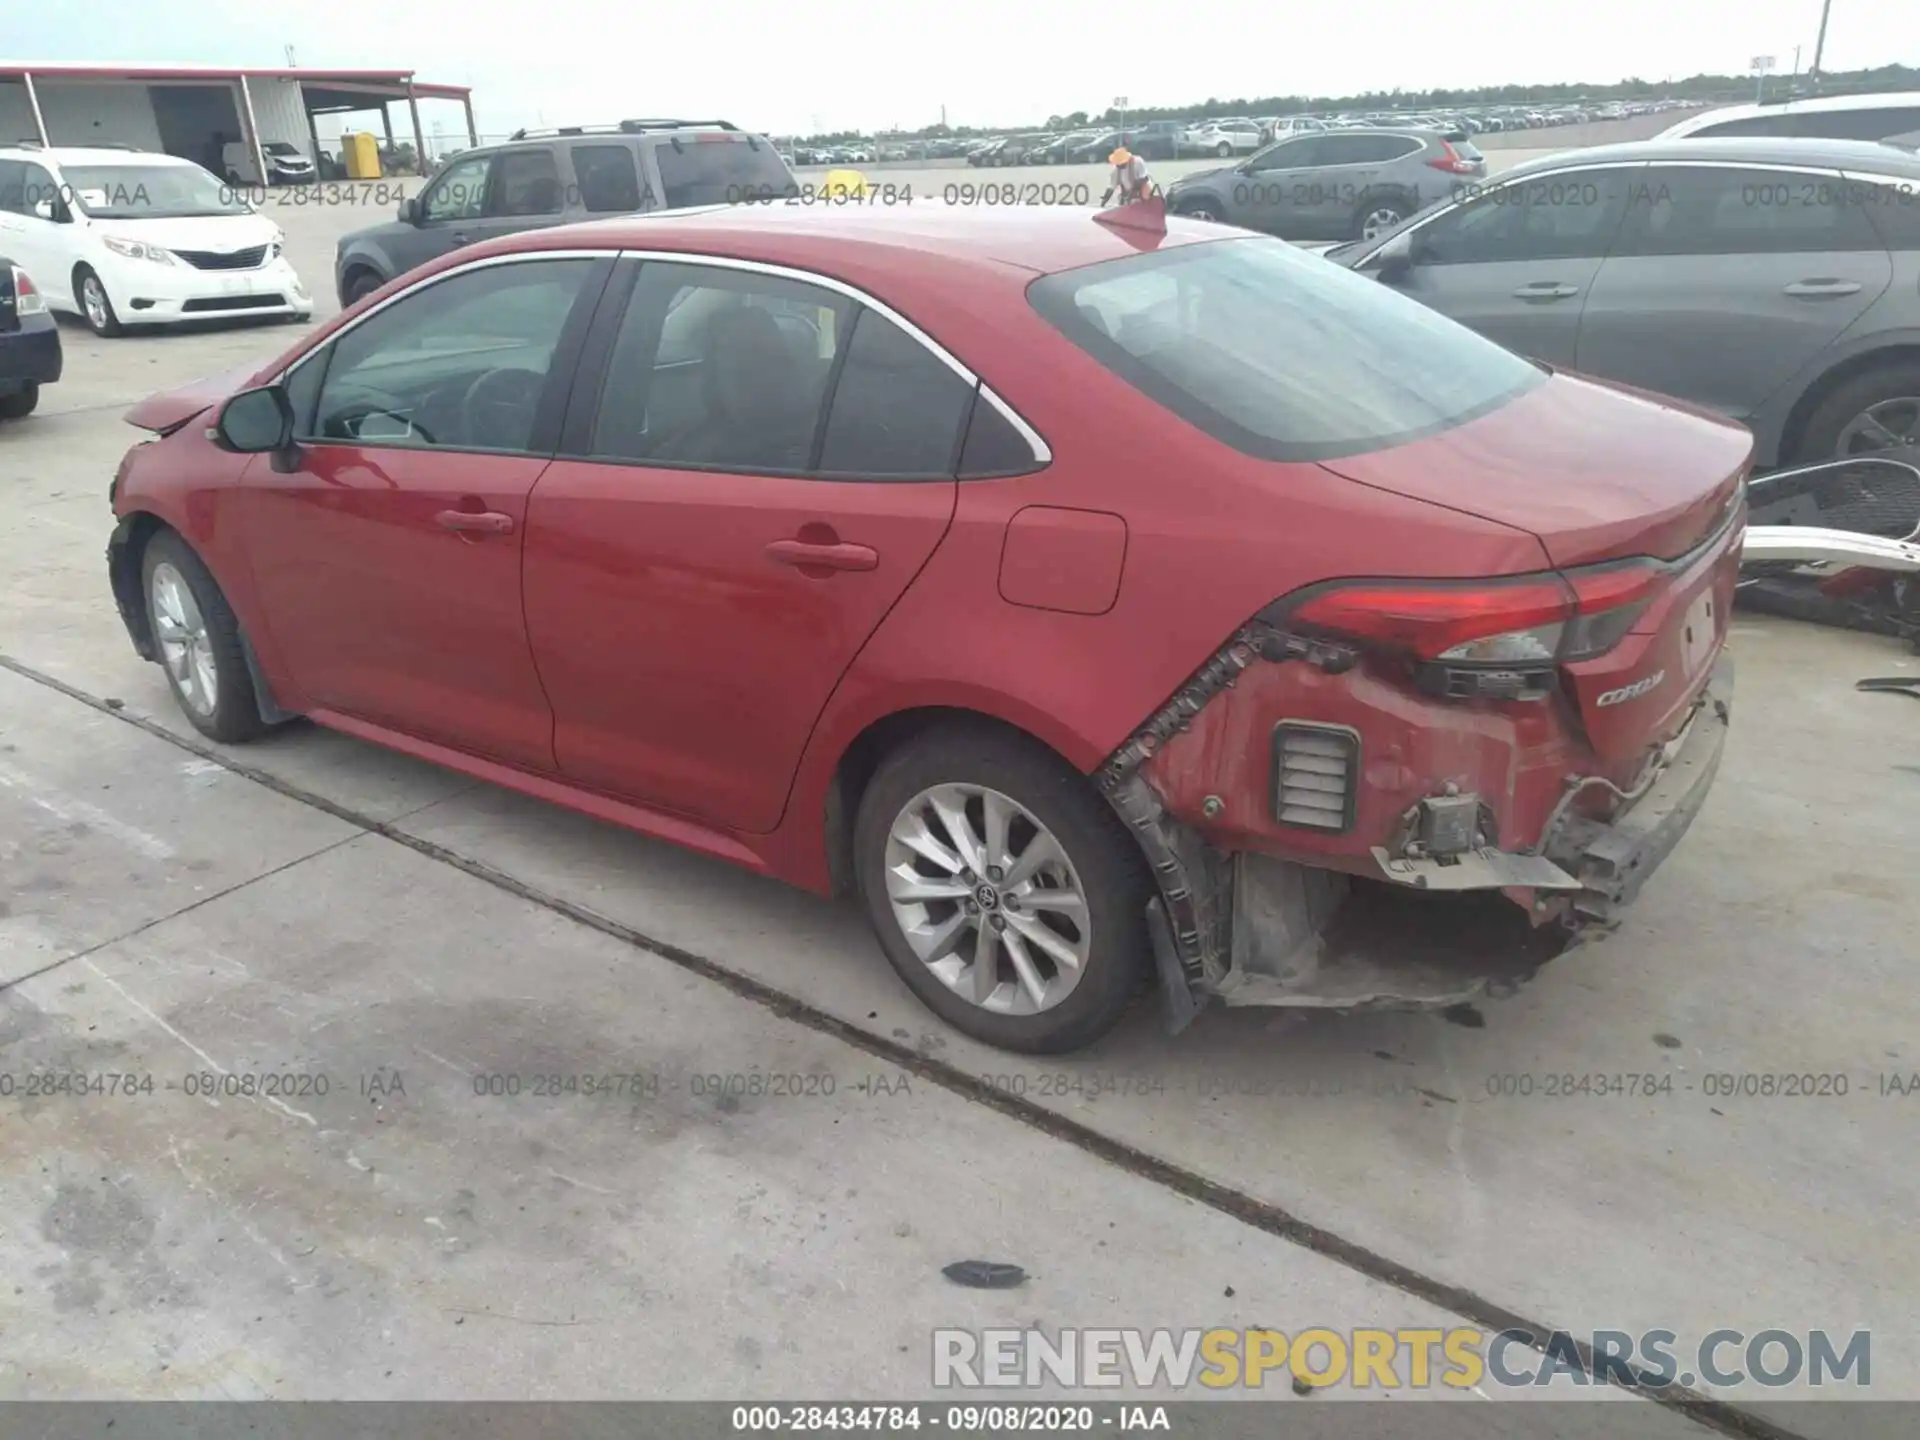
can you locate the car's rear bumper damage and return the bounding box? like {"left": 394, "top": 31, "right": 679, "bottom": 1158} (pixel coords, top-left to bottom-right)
{"left": 1102, "top": 627, "right": 1735, "bottom": 1030}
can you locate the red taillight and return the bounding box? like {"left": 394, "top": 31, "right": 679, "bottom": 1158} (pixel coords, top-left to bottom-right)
{"left": 1425, "top": 142, "right": 1479, "bottom": 175}
{"left": 1287, "top": 562, "right": 1664, "bottom": 667}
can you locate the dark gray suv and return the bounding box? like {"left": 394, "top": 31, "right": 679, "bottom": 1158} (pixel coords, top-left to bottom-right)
{"left": 333, "top": 120, "right": 797, "bottom": 307}
{"left": 1163, "top": 128, "right": 1485, "bottom": 241}
{"left": 1327, "top": 137, "right": 1920, "bottom": 467}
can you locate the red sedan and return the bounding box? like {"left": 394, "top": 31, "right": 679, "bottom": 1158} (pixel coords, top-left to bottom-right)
{"left": 106, "top": 202, "right": 1746, "bottom": 1053}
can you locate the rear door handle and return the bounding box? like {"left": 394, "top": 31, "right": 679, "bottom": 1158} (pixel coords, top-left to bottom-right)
{"left": 435, "top": 509, "right": 515, "bottom": 534}
{"left": 1783, "top": 279, "right": 1863, "bottom": 298}
{"left": 1512, "top": 282, "right": 1581, "bottom": 301}
{"left": 765, "top": 539, "right": 879, "bottom": 572}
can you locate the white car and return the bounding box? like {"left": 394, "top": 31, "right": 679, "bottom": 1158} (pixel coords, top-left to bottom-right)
{"left": 0, "top": 145, "right": 313, "bottom": 337}
{"left": 220, "top": 140, "right": 319, "bottom": 188}
{"left": 1654, "top": 90, "right": 1920, "bottom": 149}
{"left": 1184, "top": 124, "right": 1263, "bottom": 158}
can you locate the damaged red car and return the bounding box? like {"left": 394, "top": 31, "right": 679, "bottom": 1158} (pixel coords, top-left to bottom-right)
{"left": 106, "top": 203, "right": 1745, "bottom": 1053}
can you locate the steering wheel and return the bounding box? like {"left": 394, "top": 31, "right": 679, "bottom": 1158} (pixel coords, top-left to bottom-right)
{"left": 459, "top": 368, "right": 547, "bottom": 450}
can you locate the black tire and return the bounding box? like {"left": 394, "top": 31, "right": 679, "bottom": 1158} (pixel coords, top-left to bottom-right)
{"left": 1353, "top": 196, "right": 1411, "bottom": 240}
{"left": 140, "top": 530, "right": 268, "bottom": 744}
{"left": 341, "top": 268, "right": 385, "bottom": 307}
{"left": 0, "top": 383, "right": 37, "bottom": 420}
{"left": 1216, "top": 141, "right": 1233, "bottom": 158}
{"left": 1791, "top": 360, "right": 1920, "bottom": 463}
{"left": 1179, "top": 197, "right": 1228, "bottom": 224}
{"left": 75, "top": 265, "right": 123, "bottom": 337}
{"left": 853, "top": 724, "right": 1151, "bottom": 1055}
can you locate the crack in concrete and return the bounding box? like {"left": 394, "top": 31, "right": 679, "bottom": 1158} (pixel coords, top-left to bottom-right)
{"left": 0, "top": 650, "right": 1811, "bottom": 1440}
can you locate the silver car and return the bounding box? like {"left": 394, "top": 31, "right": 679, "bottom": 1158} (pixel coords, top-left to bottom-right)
{"left": 1327, "top": 137, "right": 1920, "bottom": 467}
{"left": 1162, "top": 128, "right": 1486, "bottom": 242}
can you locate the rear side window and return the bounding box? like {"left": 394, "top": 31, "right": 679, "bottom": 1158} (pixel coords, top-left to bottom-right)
{"left": 1318, "top": 134, "right": 1415, "bottom": 164}
{"left": 1028, "top": 236, "right": 1545, "bottom": 463}
{"left": 957, "top": 392, "right": 1042, "bottom": 478}
{"left": 1611, "top": 166, "right": 1885, "bottom": 256}
{"left": 571, "top": 144, "right": 643, "bottom": 213}
{"left": 817, "top": 309, "right": 974, "bottom": 479}
{"left": 653, "top": 137, "right": 797, "bottom": 207}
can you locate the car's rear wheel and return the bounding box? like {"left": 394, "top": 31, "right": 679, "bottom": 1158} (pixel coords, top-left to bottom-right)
{"left": 1355, "top": 198, "right": 1411, "bottom": 240}
{"left": 0, "top": 383, "right": 37, "bottom": 420}
{"left": 1794, "top": 361, "right": 1920, "bottom": 464}
{"left": 142, "top": 531, "right": 267, "bottom": 744}
{"left": 854, "top": 725, "right": 1151, "bottom": 1054}
{"left": 76, "top": 266, "right": 123, "bottom": 337}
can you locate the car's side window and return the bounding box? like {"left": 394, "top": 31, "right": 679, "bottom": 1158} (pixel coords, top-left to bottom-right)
{"left": 571, "top": 144, "right": 644, "bottom": 213}
{"left": 1700, "top": 107, "right": 1920, "bottom": 145}
{"left": 0, "top": 160, "right": 23, "bottom": 215}
{"left": 487, "top": 147, "right": 562, "bottom": 218}
{"left": 422, "top": 153, "right": 492, "bottom": 223}
{"left": 1249, "top": 137, "right": 1323, "bottom": 173}
{"left": 816, "top": 308, "right": 975, "bottom": 480}
{"left": 588, "top": 262, "right": 850, "bottom": 473}
{"left": 1611, "top": 166, "right": 1884, "bottom": 257}
{"left": 1851, "top": 176, "right": 1920, "bottom": 249}
{"left": 957, "top": 390, "right": 1043, "bottom": 479}
{"left": 1316, "top": 135, "right": 1397, "bottom": 166}
{"left": 304, "top": 258, "right": 596, "bottom": 453}
{"left": 1416, "top": 169, "right": 1632, "bottom": 265}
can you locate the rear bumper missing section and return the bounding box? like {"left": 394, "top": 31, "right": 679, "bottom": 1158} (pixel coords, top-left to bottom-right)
{"left": 1136, "top": 654, "right": 1734, "bottom": 1023}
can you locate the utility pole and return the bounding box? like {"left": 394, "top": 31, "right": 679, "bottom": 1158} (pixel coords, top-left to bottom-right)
{"left": 1811, "top": 0, "right": 1834, "bottom": 88}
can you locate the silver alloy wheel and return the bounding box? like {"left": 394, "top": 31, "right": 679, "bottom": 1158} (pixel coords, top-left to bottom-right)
{"left": 82, "top": 275, "right": 110, "bottom": 331}
{"left": 1835, "top": 397, "right": 1920, "bottom": 459}
{"left": 883, "top": 783, "right": 1091, "bottom": 1016}
{"left": 149, "top": 562, "right": 217, "bottom": 717}
{"left": 1360, "top": 206, "right": 1405, "bottom": 240}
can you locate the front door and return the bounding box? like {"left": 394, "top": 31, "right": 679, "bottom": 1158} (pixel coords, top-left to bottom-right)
{"left": 389, "top": 151, "right": 495, "bottom": 275}
{"left": 1382, "top": 163, "right": 1639, "bottom": 368}
{"left": 523, "top": 259, "right": 975, "bottom": 833}
{"left": 242, "top": 254, "right": 608, "bottom": 769}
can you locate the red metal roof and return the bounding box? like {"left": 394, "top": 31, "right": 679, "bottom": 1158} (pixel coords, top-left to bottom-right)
{"left": 0, "top": 63, "right": 470, "bottom": 98}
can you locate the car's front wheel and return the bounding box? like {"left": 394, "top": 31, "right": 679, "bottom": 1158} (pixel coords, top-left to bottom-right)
{"left": 75, "top": 266, "right": 123, "bottom": 337}
{"left": 142, "top": 531, "right": 268, "bottom": 744}
{"left": 1177, "top": 196, "right": 1228, "bottom": 223}
{"left": 854, "top": 725, "right": 1151, "bottom": 1054}
{"left": 340, "top": 268, "right": 385, "bottom": 307}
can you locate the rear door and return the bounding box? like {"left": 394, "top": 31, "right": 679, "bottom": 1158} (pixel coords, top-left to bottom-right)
{"left": 1382, "top": 163, "right": 1638, "bottom": 366}
{"left": 1301, "top": 133, "right": 1421, "bottom": 237}
{"left": 522, "top": 258, "right": 972, "bottom": 833}
{"left": 1575, "top": 163, "right": 1893, "bottom": 422}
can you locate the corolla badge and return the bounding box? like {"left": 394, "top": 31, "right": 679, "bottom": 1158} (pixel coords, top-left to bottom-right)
{"left": 1596, "top": 670, "right": 1666, "bottom": 707}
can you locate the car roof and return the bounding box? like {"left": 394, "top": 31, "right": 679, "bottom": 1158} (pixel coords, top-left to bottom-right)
{"left": 471, "top": 201, "right": 1225, "bottom": 277}
{"left": 1661, "top": 90, "right": 1920, "bottom": 136}
{"left": 0, "top": 145, "right": 190, "bottom": 165}
{"left": 1502, "top": 134, "right": 1920, "bottom": 176}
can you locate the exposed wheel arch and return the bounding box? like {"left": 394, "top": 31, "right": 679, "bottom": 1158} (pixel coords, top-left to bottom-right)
{"left": 824, "top": 707, "right": 1085, "bottom": 900}
{"left": 1779, "top": 345, "right": 1920, "bottom": 465}
{"left": 108, "top": 510, "right": 172, "bottom": 656}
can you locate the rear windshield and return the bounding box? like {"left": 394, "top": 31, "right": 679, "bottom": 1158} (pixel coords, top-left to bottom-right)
{"left": 1027, "top": 236, "right": 1545, "bottom": 462}
{"left": 653, "top": 137, "right": 797, "bottom": 207}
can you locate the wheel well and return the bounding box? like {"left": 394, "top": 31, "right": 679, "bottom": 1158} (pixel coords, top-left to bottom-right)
{"left": 341, "top": 262, "right": 383, "bottom": 296}
{"left": 1779, "top": 345, "right": 1920, "bottom": 462}
{"left": 109, "top": 511, "right": 171, "bottom": 655}
{"left": 822, "top": 706, "right": 1078, "bottom": 898}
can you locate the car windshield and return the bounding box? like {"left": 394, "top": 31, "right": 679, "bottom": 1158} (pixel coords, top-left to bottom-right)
{"left": 61, "top": 163, "right": 250, "bottom": 219}
{"left": 1028, "top": 236, "right": 1546, "bottom": 462}
{"left": 653, "top": 138, "right": 797, "bottom": 206}
{"left": 265, "top": 143, "right": 304, "bottom": 157}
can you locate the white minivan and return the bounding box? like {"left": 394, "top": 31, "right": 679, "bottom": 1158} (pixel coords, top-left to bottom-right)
{"left": 0, "top": 145, "right": 314, "bottom": 336}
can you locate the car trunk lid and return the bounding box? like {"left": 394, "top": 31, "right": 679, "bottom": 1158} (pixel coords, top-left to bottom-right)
{"left": 1317, "top": 368, "right": 1753, "bottom": 568}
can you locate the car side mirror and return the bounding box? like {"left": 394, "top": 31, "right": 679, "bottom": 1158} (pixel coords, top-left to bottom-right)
{"left": 211, "top": 385, "right": 295, "bottom": 455}
{"left": 399, "top": 196, "right": 422, "bottom": 225}
{"left": 1367, "top": 230, "right": 1416, "bottom": 282}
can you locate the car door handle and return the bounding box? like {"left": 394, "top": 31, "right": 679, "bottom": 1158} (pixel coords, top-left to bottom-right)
{"left": 435, "top": 508, "right": 515, "bottom": 534}
{"left": 1783, "top": 279, "right": 1862, "bottom": 298}
{"left": 765, "top": 539, "right": 879, "bottom": 572}
{"left": 1512, "top": 282, "right": 1581, "bottom": 300}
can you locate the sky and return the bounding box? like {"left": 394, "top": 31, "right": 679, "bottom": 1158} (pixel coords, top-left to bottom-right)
{"left": 0, "top": 0, "right": 1909, "bottom": 139}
